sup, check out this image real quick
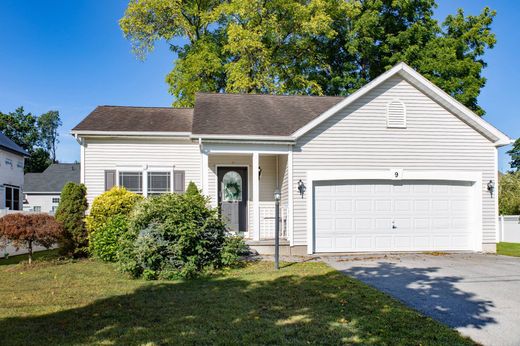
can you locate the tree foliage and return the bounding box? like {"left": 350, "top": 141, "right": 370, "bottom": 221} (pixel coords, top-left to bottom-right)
{"left": 499, "top": 172, "right": 520, "bottom": 215}
{"left": 0, "top": 107, "right": 62, "bottom": 172}
{"left": 24, "top": 148, "right": 52, "bottom": 174}
{"left": 38, "top": 110, "right": 62, "bottom": 163}
{"left": 55, "top": 182, "right": 89, "bottom": 257}
{"left": 507, "top": 138, "right": 520, "bottom": 172}
{"left": 120, "top": 0, "right": 496, "bottom": 114}
{"left": 0, "top": 213, "right": 63, "bottom": 264}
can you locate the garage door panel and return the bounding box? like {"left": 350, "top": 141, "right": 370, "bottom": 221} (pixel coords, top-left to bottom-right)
{"left": 314, "top": 179, "right": 474, "bottom": 252}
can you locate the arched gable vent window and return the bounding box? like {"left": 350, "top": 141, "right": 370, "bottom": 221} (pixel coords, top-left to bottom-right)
{"left": 386, "top": 99, "right": 406, "bottom": 128}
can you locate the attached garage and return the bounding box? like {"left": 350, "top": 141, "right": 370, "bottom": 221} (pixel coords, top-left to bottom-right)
{"left": 309, "top": 172, "right": 482, "bottom": 253}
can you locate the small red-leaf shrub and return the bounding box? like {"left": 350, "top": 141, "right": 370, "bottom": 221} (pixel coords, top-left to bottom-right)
{"left": 0, "top": 213, "right": 63, "bottom": 263}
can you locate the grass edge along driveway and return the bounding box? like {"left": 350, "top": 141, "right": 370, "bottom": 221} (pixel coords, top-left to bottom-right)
{"left": 497, "top": 242, "right": 520, "bottom": 257}
{"left": 0, "top": 255, "right": 474, "bottom": 345}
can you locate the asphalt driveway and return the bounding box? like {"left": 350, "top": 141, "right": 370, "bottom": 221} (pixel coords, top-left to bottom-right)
{"left": 326, "top": 253, "right": 520, "bottom": 346}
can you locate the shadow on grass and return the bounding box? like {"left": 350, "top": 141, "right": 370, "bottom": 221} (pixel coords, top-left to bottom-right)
{"left": 1, "top": 265, "right": 476, "bottom": 346}
{"left": 341, "top": 262, "right": 496, "bottom": 330}
{"left": 0, "top": 249, "right": 60, "bottom": 266}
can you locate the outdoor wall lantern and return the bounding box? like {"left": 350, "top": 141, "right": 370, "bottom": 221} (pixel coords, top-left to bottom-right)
{"left": 487, "top": 180, "right": 495, "bottom": 197}
{"left": 259, "top": 167, "right": 263, "bottom": 179}
{"left": 297, "top": 179, "right": 306, "bottom": 198}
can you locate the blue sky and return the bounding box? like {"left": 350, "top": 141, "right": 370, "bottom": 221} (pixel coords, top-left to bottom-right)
{"left": 0, "top": 1, "right": 518, "bottom": 170}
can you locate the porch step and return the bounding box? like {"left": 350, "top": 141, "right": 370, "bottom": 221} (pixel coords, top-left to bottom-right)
{"left": 245, "top": 239, "right": 307, "bottom": 256}
{"left": 246, "top": 239, "right": 290, "bottom": 246}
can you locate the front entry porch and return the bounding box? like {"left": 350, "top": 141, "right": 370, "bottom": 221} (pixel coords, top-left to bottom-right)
{"left": 201, "top": 145, "right": 291, "bottom": 242}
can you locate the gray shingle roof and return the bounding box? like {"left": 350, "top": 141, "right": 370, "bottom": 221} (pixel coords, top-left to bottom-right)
{"left": 24, "top": 163, "right": 80, "bottom": 193}
{"left": 72, "top": 94, "right": 345, "bottom": 137}
{"left": 192, "top": 93, "right": 345, "bottom": 136}
{"left": 0, "top": 131, "right": 29, "bottom": 156}
{"left": 72, "top": 106, "right": 193, "bottom": 132}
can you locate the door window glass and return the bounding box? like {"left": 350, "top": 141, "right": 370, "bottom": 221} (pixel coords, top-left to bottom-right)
{"left": 222, "top": 171, "right": 242, "bottom": 202}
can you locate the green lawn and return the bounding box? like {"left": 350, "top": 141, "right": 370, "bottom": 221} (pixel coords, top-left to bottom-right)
{"left": 0, "top": 254, "right": 473, "bottom": 345}
{"left": 497, "top": 242, "right": 520, "bottom": 257}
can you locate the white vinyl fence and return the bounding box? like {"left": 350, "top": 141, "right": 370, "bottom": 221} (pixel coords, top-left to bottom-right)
{"left": 0, "top": 209, "right": 56, "bottom": 258}
{"left": 499, "top": 215, "right": 520, "bottom": 243}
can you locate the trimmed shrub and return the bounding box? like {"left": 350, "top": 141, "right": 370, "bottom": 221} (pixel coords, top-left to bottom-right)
{"left": 85, "top": 187, "right": 143, "bottom": 234}
{"left": 118, "top": 192, "right": 235, "bottom": 279}
{"left": 0, "top": 213, "right": 63, "bottom": 264}
{"left": 185, "top": 181, "right": 200, "bottom": 196}
{"left": 86, "top": 187, "right": 142, "bottom": 262}
{"left": 55, "top": 182, "right": 88, "bottom": 257}
{"left": 88, "top": 215, "right": 128, "bottom": 262}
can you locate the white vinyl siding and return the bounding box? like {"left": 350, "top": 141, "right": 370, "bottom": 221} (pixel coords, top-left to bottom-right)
{"left": 82, "top": 138, "right": 201, "bottom": 206}
{"left": 23, "top": 193, "right": 61, "bottom": 213}
{"left": 292, "top": 76, "right": 497, "bottom": 246}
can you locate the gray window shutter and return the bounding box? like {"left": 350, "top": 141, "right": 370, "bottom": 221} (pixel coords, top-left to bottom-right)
{"left": 173, "top": 170, "right": 185, "bottom": 193}
{"left": 105, "top": 170, "right": 116, "bottom": 191}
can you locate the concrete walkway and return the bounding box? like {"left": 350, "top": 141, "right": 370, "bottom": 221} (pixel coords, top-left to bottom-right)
{"left": 326, "top": 253, "right": 520, "bottom": 346}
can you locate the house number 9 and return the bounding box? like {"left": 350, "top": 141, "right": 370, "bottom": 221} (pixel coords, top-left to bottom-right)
{"left": 391, "top": 169, "right": 403, "bottom": 180}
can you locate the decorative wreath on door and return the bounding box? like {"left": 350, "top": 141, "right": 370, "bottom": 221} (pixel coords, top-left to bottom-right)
{"left": 223, "top": 171, "right": 242, "bottom": 202}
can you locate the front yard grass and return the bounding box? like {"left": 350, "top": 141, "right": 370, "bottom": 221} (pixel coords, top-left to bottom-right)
{"left": 0, "top": 256, "right": 473, "bottom": 345}
{"left": 497, "top": 242, "right": 520, "bottom": 257}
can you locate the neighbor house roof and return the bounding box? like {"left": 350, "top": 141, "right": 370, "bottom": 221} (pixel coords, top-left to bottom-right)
{"left": 191, "top": 93, "right": 344, "bottom": 137}
{"left": 0, "top": 131, "right": 29, "bottom": 156}
{"left": 24, "top": 163, "right": 80, "bottom": 193}
{"left": 71, "top": 106, "right": 193, "bottom": 134}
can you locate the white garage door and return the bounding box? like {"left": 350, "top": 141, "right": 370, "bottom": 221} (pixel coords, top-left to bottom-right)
{"left": 314, "top": 180, "right": 475, "bottom": 252}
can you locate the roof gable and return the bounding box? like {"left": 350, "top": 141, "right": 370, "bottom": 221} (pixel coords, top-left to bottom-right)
{"left": 292, "top": 62, "right": 511, "bottom": 147}
{"left": 0, "top": 131, "right": 29, "bottom": 156}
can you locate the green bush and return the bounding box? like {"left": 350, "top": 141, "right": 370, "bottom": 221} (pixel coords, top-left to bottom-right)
{"left": 85, "top": 187, "right": 142, "bottom": 234}
{"left": 118, "top": 192, "right": 239, "bottom": 279}
{"left": 185, "top": 181, "right": 200, "bottom": 196}
{"left": 55, "top": 182, "right": 88, "bottom": 257}
{"left": 89, "top": 215, "right": 128, "bottom": 262}
{"left": 221, "top": 235, "right": 249, "bottom": 267}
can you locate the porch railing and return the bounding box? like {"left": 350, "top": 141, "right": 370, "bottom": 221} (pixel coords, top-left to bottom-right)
{"left": 259, "top": 205, "right": 287, "bottom": 240}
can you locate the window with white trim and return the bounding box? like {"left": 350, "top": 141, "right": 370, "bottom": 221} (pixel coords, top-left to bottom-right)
{"left": 119, "top": 172, "right": 143, "bottom": 193}
{"left": 386, "top": 99, "right": 406, "bottom": 128}
{"left": 52, "top": 197, "right": 60, "bottom": 204}
{"left": 33, "top": 206, "right": 42, "bottom": 212}
{"left": 147, "top": 172, "right": 171, "bottom": 195}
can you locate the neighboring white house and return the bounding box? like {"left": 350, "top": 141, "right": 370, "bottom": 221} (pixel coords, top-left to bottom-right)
{"left": 72, "top": 62, "right": 512, "bottom": 255}
{"left": 0, "top": 131, "right": 28, "bottom": 210}
{"left": 23, "top": 163, "right": 80, "bottom": 213}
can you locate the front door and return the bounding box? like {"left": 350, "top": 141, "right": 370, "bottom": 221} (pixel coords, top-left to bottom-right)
{"left": 218, "top": 167, "right": 248, "bottom": 233}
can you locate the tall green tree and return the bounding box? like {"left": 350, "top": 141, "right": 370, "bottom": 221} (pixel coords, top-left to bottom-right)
{"left": 0, "top": 107, "right": 61, "bottom": 172}
{"left": 24, "top": 148, "right": 52, "bottom": 173}
{"left": 38, "top": 110, "right": 62, "bottom": 162}
{"left": 508, "top": 138, "right": 520, "bottom": 172}
{"left": 0, "top": 107, "right": 39, "bottom": 151}
{"left": 120, "top": 0, "right": 496, "bottom": 115}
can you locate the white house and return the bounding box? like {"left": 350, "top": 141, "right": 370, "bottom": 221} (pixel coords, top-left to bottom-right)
{"left": 0, "top": 131, "right": 28, "bottom": 210}
{"left": 72, "top": 63, "right": 511, "bottom": 255}
{"left": 24, "top": 163, "right": 80, "bottom": 213}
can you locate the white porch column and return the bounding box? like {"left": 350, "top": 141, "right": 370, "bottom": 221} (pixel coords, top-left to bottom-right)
{"left": 201, "top": 149, "right": 209, "bottom": 196}
{"left": 252, "top": 152, "right": 260, "bottom": 240}
{"left": 287, "top": 149, "right": 293, "bottom": 246}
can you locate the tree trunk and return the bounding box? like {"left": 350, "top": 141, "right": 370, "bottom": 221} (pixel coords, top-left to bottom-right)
{"left": 28, "top": 240, "right": 33, "bottom": 265}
